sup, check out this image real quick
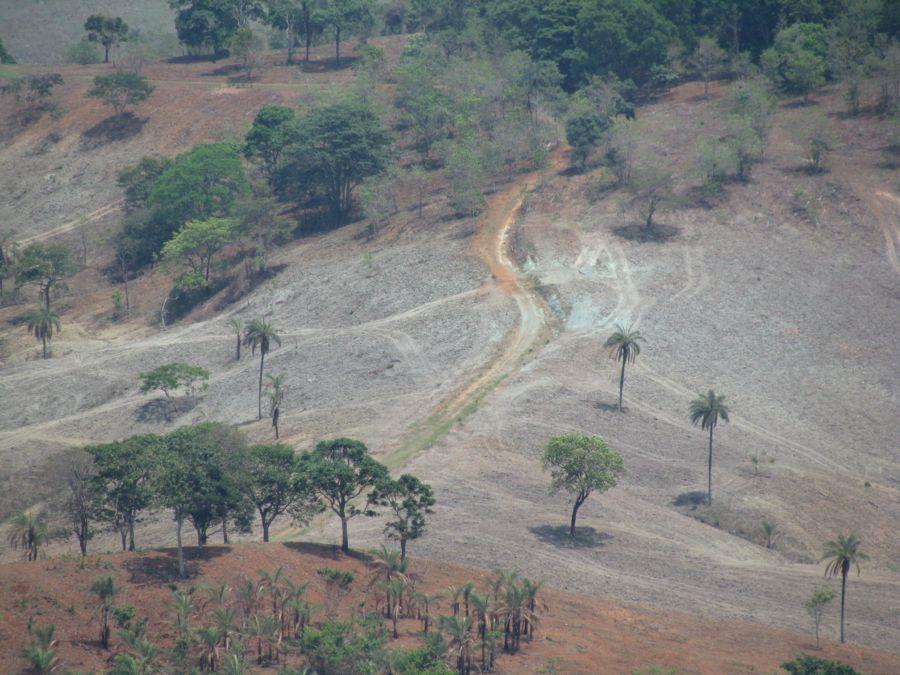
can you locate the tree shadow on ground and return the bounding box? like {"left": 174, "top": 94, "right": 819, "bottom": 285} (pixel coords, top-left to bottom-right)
{"left": 134, "top": 396, "right": 199, "bottom": 423}
{"left": 283, "top": 541, "right": 370, "bottom": 562}
{"left": 672, "top": 490, "right": 708, "bottom": 511}
{"left": 202, "top": 63, "right": 242, "bottom": 77}
{"left": 612, "top": 222, "right": 679, "bottom": 243}
{"left": 82, "top": 113, "right": 147, "bottom": 148}
{"left": 529, "top": 524, "right": 612, "bottom": 549}
{"left": 123, "top": 545, "right": 231, "bottom": 584}
{"left": 592, "top": 400, "right": 621, "bottom": 413}
{"left": 295, "top": 56, "right": 358, "bottom": 73}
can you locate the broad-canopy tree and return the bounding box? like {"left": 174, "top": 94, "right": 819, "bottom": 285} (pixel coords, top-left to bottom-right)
{"left": 690, "top": 36, "right": 728, "bottom": 98}
{"left": 138, "top": 363, "right": 210, "bottom": 416}
{"left": 116, "top": 156, "right": 174, "bottom": 212}
{"left": 320, "top": 0, "right": 374, "bottom": 66}
{"left": 84, "top": 15, "right": 129, "bottom": 63}
{"left": 25, "top": 305, "right": 61, "bottom": 359}
{"left": 276, "top": 96, "right": 390, "bottom": 220}
{"left": 301, "top": 438, "right": 389, "bottom": 553}
{"left": 626, "top": 165, "right": 676, "bottom": 232}
{"left": 822, "top": 533, "right": 868, "bottom": 644}
{"left": 85, "top": 434, "right": 162, "bottom": 551}
{"left": 371, "top": 473, "right": 435, "bottom": 560}
{"left": 161, "top": 217, "right": 239, "bottom": 287}
{"left": 761, "top": 22, "right": 828, "bottom": 102}
{"left": 604, "top": 323, "right": 644, "bottom": 412}
{"left": 243, "top": 318, "right": 281, "bottom": 420}
{"left": 169, "top": 0, "right": 244, "bottom": 56}
{"left": 88, "top": 72, "right": 154, "bottom": 117}
{"left": 14, "top": 242, "right": 77, "bottom": 310}
{"left": 542, "top": 434, "right": 624, "bottom": 537}
{"left": 689, "top": 390, "right": 730, "bottom": 505}
{"left": 243, "top": 104, "right": 297, "bottom": 178}
{"left": 565, "top": 108, "right": 608, "bottom": 171}
{"left": 243, "top": 443, "right": 320, "bottom": 541}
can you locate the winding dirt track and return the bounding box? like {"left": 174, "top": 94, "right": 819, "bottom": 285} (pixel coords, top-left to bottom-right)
{"left": 385, "top": 155, "right": 564, "bottom": 468}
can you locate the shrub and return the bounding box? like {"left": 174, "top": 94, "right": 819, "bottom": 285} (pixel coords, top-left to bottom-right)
{"left": 67, "top": 39, "right": 102, "bottom": 65}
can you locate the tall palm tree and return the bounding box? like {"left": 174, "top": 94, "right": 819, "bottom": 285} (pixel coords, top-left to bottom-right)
{"left": 243, "top": 319, "right": 281, "bottom": 420}
{"left": 265, "top": 373, "right": 286, "bottom": 439}
{"left": 368, "top": 545, "right": 409, "bottom": 616}
{"left": 822, "top": 533, "right": 868, "bottom": 644}
{"left": 25, "top": 305, "right": 61, "bottom": 359}
{"left": 7, "top": 511, "right": 48, "bottom": 561}
{"left": 689, "top": 390, "right": 730, "bottom": 504}
{"left": 604, "top": 323, "right": 644, "bottom": 412}
{"left": 229, "top": 317, "right": 244, "bottom": 361}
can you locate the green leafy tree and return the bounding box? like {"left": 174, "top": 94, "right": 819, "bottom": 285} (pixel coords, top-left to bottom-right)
{"left": 321, "top": 0, "right": 374, "bottom": 66}
{"left": 626, "top": 164, "right": 676, "bottom": 232}
{"left": 371, "top": 474, "right": 435, "bottom": 559}
{"left": 243, "top": 319, "right": 281, "bottom": 420}
{"left": 689, "top": 390, "right": 730, "bottom": 505}
{"left": 91, "top": 575, "right": 119, "bottom": 649}
{"left": 782, "top": 654, "right": 858, "bottom": 675}
{"left": 161, "top": 217, "right": 239, "bottom": 287}
{"left": 444, "top": 139, "right": 487, "bottom": 218}
{"left": 117, "top": 156, "right": 174, "bottom": 212}
{"left": 86, "top": 435, "right": 162, "bottom": 551}
{"left": 84, "top": 15, "right": 129, "bottom": 63}
{"left": 22, "top": 623, "right": 59, "bottom": 675}
{"left": 565, "top": 108, "right": 608, "bottom": 171}
{"left": 604, "top": 322, "right": 644, "bottom": 412}
{"left": 821, "top": 534, "right": 868, "bottom": 644}
{"left": 6, "top": 511, "right": 48, "bottom": 561}
{"left": 243, "top": 443, "right": 319, "bottom": 541}
{"left": 726, "top": 114, "right": 764, "bottom": 181}
{"left": 170, "top": 0, "right": 240, "bottom": 57}
{"left": 1, "top": 74, "right": 64, "bottom": 113}
{"left": 276, "top": 96, "right": 390, "bottom": 219}
{"left": 14, "top": 242, "right": 76, "bottom": 310}
{"left": 301, "top": 438, "right": 389, "bottom": 553}
{"left": 761, "top": 22, "right": 827, "bottom": 102}
{"left": 230, "top": 26, "right": 266, "bottom": 79}
{"left": 795, "top": 111, "right": 836, "bottom": 173}
{"left": 805, "top": 588, "right": 834, "bottom": 649}
{"left": 139, "top": 363, "right": 210, "bottom": 416}
{"left": 0, "top": 37, "right": 15, "bottom": 64}
{"left": 542, "top": 434, "right": 624, "bottom": 537}
{"left": 88, "top": 72, "right": 154, "bottom": 117}
{"left": 25, "top": 305, "right": 61, "bottom": 359}
{"left": 243, "top": 105, "right": 297, "bottom": 179}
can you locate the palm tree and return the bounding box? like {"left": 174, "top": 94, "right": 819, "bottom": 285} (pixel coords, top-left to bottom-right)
{"left": 689, "top": 390, "right": 730, "bottom": 504}
{"left": 440, "top": 614, "right": 474, "bottom": 675}
{"left": 229, "top": 317, "right": 244, "bottom": 360}
{"left": 822, "top": 533, "right": 868, "bottom": 644}
{"left": 604, "top": 323, "right": 644, "bottom": 412}
{"left": 197, "top": 626, "right": 222, "bottom": 672}
{"left": 265, "top": 373, "right": 286, "bottom": 439}
{"left": 368, "top": 545, "right": 409, "bottom": 617}
{"left": 25, "top": 305, "right": 61, "bottom": 359}
{"left": 7, "top": 511, "right": 48, "bottom": 561}
{"left": 91, "top": 575, "right": 119, "bottom": 649}
{"left": 243, "top": 319, "right": 282, "bottom": 420}
{"left": 23, "top": 623, "right": 60, "bottom": 674}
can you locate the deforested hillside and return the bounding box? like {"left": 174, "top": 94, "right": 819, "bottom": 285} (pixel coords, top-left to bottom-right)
{"left": 0, "top": 2, "right": 898, "bottom": 673}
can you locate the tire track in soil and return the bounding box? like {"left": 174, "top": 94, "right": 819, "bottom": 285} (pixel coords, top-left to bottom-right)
{"left": 16, "top": 200, "right": 124, "bottom": 245}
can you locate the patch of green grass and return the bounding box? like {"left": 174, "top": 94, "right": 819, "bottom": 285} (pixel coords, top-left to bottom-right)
{"left": 0, "top": 64, "right": 18, "bottom": 79}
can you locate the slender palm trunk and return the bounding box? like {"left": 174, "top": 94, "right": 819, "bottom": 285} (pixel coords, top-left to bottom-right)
{"left": 840, "top": 570, "right": 847, "bottom": 643}
{"left": 335, "top": 26, "right": 341, "bottom": 66}
{"left": 257, "top": 351, "right": 265, "bottom": 420}
{"left": 707, "top": 425, "right": 714, "bottom": 505}
{"left": 618, "top": 359, "right": 626, "bottom": 412}
{"left": 235, "top": 335, "right": 241, "bottom": 360}
{"left": 41, "top": 335, "right": 48, "bottom": 359}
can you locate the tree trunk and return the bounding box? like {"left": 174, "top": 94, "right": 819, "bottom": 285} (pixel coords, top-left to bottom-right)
{"left": 840, "top": 570, "right": 847, "bottom": 643}
{"left": 335, "top": 26, "right": 341, "bottom": 66}
{"left": 340, "top": 515, "right": 349, "bottom": 553}
{"left": 618, "top": 359, "right": 626, "bottom": 412}
{"left": 262, "top": 519, "right": 270, "bottom": 543}
{"left": 235, "top": 335, "right": 241, "bottom": 360}
{"left": 704, "top": 78, "right": 709, "bottom": 98}
{"left": 258, "top": 351, "right": 265, "bottom": 420}
{"left": 128, "top": 516, "right": 135, "bottom": 551}
{"left": 42, "top": 335, "right": 48, "bottom": 359}
{"left": 104, "top": 44, "right": 110, "bottom": 63}
{"left": 101, "top": 608, "right": 110, "bottom": 647}
{"left": 176, "top": 512, "right": 186, "bottom": 578}
{"left": 569, "top": 494, "right": 585, "bottom": 537}
{"left": 400, "top": 537, "right": 407, "bottom": 561}
{"left": 119, "top": 525, "right": 127, "bottom": 552}
{"left": 304, "top": 10, "right": 311, "bottom": 61}
{"left": 223, "top": 519, "right": 229, "bottom": 544}
{"left": 707, "top": 425, "right": 714, "bottom": 505}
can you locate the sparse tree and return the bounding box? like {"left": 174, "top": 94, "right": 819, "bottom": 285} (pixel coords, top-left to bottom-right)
{"left": 604, "top": 323, "right": 644, "bottom": 412}
{"left": 91, "top": 575, "right": 119, "bottom": 649}
{"left": 796, "top": 112, "right": 836, "bottom": 173}
{"left": 6, "top": 511, "right": 48, "bottom": 561}
{"left": 231, "top": 27, "right": 266, "bottom": 80}
{"left": 626, "top": 165, "right": 676, "bottom": 232}
{"left": 690, "top": 36, "right": 728, "bottom": 98}
{"left": 760, "top": 520, "right": 779, "bottom": 549}
{"left": 84, "top": 15, "right": 129, "bottom": 63}
{"left": 542, "top": 434, "right": 624, "bottom": 537}
{"left": 301, "top": 438, "right": 389, "bottom": 553}
{"left": 65, "top": 457, "right": 96, "bottom": 556}
{"left": 822, "top": 533, "right": 868, "bottom": 644}
{"left": 689, "top": 390, "right": 730, "bottom": 505}
{"left": 607, "top": 116, "right": 638, "bottom": 185}
{"left": 25, "top": 306, "right": 61, "bottom": 359}
{"left": 243, "top": 319, "right": 281, "bottom": 420}
{"left": 805, "top": 587, "right": 834, "bottom": 649}
{"left": 229, "top": 317, "right": 244, "bottom": 360}
{"left": 371, "top": 474, "right": 435, "bottom": 559}
{"left": 726, "top": 115, "right": 764, "bottom": 182}
{"left": 14, "top": 242, "right": 76, "bottom": 310}
{"left": 88, "top": 72, "right": 154, "bottom": 117}
{"left": 161, "top": 217, "right": 239, "bottom": 287}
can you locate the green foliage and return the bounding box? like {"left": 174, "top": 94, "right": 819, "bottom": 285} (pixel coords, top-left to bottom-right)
{"left": 84, "top": 15, "right": 129, "bottom": 62}
{"left": 762, "top": 22, "right": 828, "bottom": 100}
{"left": 170, "top": 0, "right": 243, "bottom": 56}
{"left": 319, "top": 0, "right": 375, "bottom": 65}
{"left": 566, "top": 107, "right": 608, "bottom": 170}
{"left": 626, "top": 164, "right": 676, "bottom": 230}
{"left": 300, "top": 612, "right": 388, "bottom": 675}
{"left": 0, "top": 37, "right": 15, "bottom": 64}
{"left": 542, "top": 434, "right": 624, "bottom": 535}
{"left": 138, "top": 363, "right": 210, "bottom": 413}
{"left": 443, "top": 139, "right": 487, "bottom": 217}
{"left": 804, "top": 587, "right": 834, "bottom": 647}
{"left": 782, "top": 655, "right": 859, "bottom": 675}
{"left": 371, "top": 474, "right": 435, "bottom": 558}
{"left": 230, "top": 26, "right": 266, "bottom": 78}
{"left": 67, "top": 39, "right": 102, "bottom": 64}
{"left": 689, "top": 36, "right": 728, "bottom": 96}
{"left": 243, "top": 105, "right": 297, "bottom": 178}
{"left": 25, "top": 305, "right": 61, "bottom": 359}
{"left": 301, "top": 438, "right": 390, "bottom": 552}
{"left": 22, "top": 622, "right": 59, "bottom": 674}
{"left": 1, "top": 73, "right": 64, "bottom": 111}
{"left": 275, "top": 96, "right": 391, "bottom": 219}
{"left": 14, "top": 242, "right": 76, "bottom": 308}
{"left": 6, "top": 511, "right": 48, "bottom": 561}
{"left": 88, "top": 71, "right": 154, "bottom": 116}
{"left": 117, "top": 157, "right": 174, "bottom": 212}
{"left": 162, "top": 217, "right": 239, "bottom": 287}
